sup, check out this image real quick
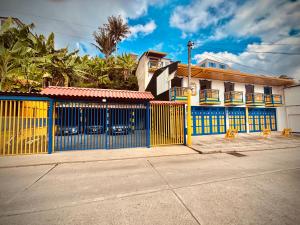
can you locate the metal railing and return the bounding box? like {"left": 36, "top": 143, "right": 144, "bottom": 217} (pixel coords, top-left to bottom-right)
{"left": 246, "top": 93, "right": 265, "bottom": 105}
{"left": 224, "top": 91, "right": 244, "bottom": 104}
{"left": 200, "top": 89, "right": 220, "bottom": 103}
{"left": 171, "top": 87, "right": 189, "bottom": 97}
{"left": 265, "top": 94, "right": 282, "bottom": 105}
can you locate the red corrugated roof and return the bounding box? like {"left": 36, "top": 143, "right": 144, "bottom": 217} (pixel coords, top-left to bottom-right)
{"left": 41, "top": 86, "right": 154, "bottom": 100}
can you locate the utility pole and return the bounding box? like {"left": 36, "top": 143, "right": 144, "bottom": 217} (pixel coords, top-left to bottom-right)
{"left": 187, "top": 41, "right": 194, "bottom": 88}
{"left": 186, "top": 40, "right": 194, "bottom": 147}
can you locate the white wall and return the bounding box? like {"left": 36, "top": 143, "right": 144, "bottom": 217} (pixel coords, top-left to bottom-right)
{"left": 156, "top": 68, "right": 169, "bottom": 95}
{"left": 284, "top": 85, "right": 300, "bottom": 132}
{"left": 135, "top": 55, "right": 148, "bottom": 91}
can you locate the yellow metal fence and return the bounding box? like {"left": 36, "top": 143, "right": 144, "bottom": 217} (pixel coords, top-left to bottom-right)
{"left": 150, "top": 102, "right": 185, "bottom": 146}
{"left": 0, "top": 100, "right": 48, "bottom": 155}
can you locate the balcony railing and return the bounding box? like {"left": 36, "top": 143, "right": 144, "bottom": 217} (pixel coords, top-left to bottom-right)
{"left": 170, "top": 87, "right": 188, "bottom": 102}
{"left": 246, "top": 93, "right": 265, "bottom": 106}
{"left": 224, "top": 91, "right": 244, "bottom": 105}
{"left": 200, "top": 89, "right": 220, "bottom": 105}
{"left": 265, "top": 94, "right": 282, "bottom": 107}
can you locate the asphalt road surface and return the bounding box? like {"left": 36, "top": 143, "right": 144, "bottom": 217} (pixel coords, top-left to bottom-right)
{"left": 0, "top": 148, "right": 300, "bottom": 225}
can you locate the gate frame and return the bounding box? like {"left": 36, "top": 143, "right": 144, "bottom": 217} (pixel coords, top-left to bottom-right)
{"left": 0, "top": 95, "right": 54, "bottom": 154}
{"left": 53, "top": 99, "right": 151, "bottom": 151}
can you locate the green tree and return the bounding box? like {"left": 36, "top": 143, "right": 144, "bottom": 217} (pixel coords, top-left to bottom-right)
{"left": 116, "top": 53, "right": 136, "bottom": 80}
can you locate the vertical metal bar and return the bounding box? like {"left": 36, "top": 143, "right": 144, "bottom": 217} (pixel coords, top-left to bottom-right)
{"left": 59, "top": 103, "right": 63, "bottom": 151}
{"left": 154, "top": 104, "right": 157, "bottom": 146}
{"left": 78, "top": 103, "right": 81, "bottom": 150}
{"left": 63, "top": 102, "right": 66, "bottom": 150}
{"left": 32, "top": 102, "right": 36, "bottom": 154}
{"left": 0, "top": 101, "right": 3, "bottom": 155}
{"left": 8, "top": 100, "right": 12, "bottom": 154}
{"left": 80, "top": 103, "right": 84, "bottom": 150}
{"left": 105, "top": 103, "right": 109, "bottom": 149}
{"left": 81, "top": 103, "right": 87, "bottom": 150}
{"left": 67, "top": 102, "right": 73, "bottom": 150}
{"left": 120, "top": 104, "right": 123, "bottom": 148}
{"left": 102, "top": 104, "right": 105, "bottom": 149}
{"left": 124, "top": 104, "right": 127, "bottom": 148}
{"left": 20, "top": 101, "right": 24, "bottom": 154}
{"left": 95, "top": 104, "right": 98, "bottom": 149}
{"left": 71, "top": 102, "right": 74, "bottom": 150}
{"left": 146, "top": 102, "right": 150, "bottom": 148}
{"left": 47, "top": 99, "right": 54, "bottom": 154}
{"left": 70, "top": 102, "right": 74, "bottom": 150}
{"left": 91, "top": 103, "right": 98, "bottom": 149}
{"left": 39, "top": 101, "right": 43, "bottom": 153}
{"left": 11, "top": 101, "right": 16, "bottom": 154}
{"left": 38, "top": 101, "right": 41, "bottom": 153}
{"left": 93, "top": 103, "right": 96, "bottom": 149}
{"left": 25, "top": 102, "right": 29, "bottom": 154}
{"left": 3, "top": 101, "right": 7, "bottom": 155}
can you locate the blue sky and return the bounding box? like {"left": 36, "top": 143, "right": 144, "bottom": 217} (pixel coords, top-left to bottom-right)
{"left": 1, "top": 0, "right": 300, "bottom": 79}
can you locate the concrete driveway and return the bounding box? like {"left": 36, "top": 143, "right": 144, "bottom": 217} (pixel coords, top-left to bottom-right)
{"left": 0, "top": 146, "right": 300, "bottom": 225}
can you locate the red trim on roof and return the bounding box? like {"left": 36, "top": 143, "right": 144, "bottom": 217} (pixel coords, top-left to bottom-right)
{"left": 41, "top": 86, "right": 154, "bottom": 100}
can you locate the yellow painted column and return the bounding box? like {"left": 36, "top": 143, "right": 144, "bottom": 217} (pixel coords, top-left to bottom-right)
{"left": 187, "top": 89, "right": 192, "bottom": 146}
{"left": 245, "top": 107, "right": 249, "bottom": 133}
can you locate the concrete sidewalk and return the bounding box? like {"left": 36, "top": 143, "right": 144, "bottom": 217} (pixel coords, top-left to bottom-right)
{"left": 0, "top": 145, "right": 196, "bottom": 168}
{"left": 191, "top": 132, "right": 300, "bottom": 154}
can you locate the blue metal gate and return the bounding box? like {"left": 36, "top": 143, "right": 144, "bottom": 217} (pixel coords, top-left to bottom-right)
{"left": 192, "top": 106, "right": 226, "bottom": 135}
{"left": 228, "top": 107, "right": 246, "bottom": 133}
{"left": 54, "top": 101, "right": 147, "bottom": 151}
{"left": 249, "top": 108, "right": 277, "bottom": 132}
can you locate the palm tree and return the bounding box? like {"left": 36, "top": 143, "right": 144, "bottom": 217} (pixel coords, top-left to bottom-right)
{"left": 106, "top": 15, "right": 130, "bottom": 54}
{"left": 93, "top": 28, "right": 115, "bottom": 59}
{"left": 93, "top": 15, "right": 130, "bottom": 58}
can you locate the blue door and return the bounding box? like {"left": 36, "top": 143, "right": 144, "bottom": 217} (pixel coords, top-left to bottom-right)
{"left": 249, "top": 108, "right": 277, "bottom": 132}
{"left": 192, "top": 107, "right": 226, "bottom": 135}
{"left": 228, "top": 107, "right": 246, "bottom": 133}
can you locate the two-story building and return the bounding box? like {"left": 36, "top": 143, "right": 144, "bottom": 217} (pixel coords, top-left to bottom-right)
{"left": 136, "top": 50, "right": 295, "bottom": 135}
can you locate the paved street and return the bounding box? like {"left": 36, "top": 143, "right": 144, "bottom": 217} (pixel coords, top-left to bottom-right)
{"left": 0, "top": 147, "right": 300, "bottom": 225}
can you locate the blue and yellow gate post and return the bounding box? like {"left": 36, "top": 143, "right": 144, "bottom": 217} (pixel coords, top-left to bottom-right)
{"left": 186, "top": 40, "right": 194, "bottom": 147}
{"left": 187, "top": 89, "right": 192, "bottom": 146}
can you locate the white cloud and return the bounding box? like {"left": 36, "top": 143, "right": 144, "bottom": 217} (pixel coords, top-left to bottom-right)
{"left": 193, "top": 36, "right": 300, "bottom": 80}
{"left": 169, "top": 0, "right": 236, "bottom": 33}
{"left": 152, "top": 42, "right": 164, "bottom": 51}
{"left": 171, "top": 0, "right": 300, "bottom": 79}
{"left": 212, "top": 0, "right": 300, "bottom": 42}
{"left": 128, "top": 20, "right": 157, "bottom": 39}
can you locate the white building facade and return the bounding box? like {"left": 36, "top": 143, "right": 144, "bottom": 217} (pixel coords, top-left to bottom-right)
{"left": 136, "top": 50, "right": 296, "bottom": 135}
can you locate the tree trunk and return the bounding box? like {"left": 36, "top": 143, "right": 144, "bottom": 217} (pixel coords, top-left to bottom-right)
{"left": 63, "top": 73, "right": 69, "bottom": 87}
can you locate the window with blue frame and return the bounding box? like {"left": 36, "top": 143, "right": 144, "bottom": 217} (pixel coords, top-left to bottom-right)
{"left": 219, "top": 64, "right": 226, "bottom": 69}
{"left": 209, "top": 62, "right": 216, "bottom": 68}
